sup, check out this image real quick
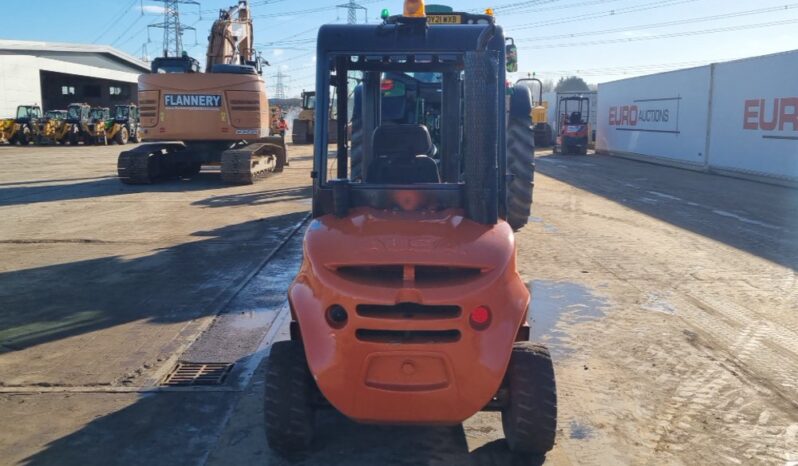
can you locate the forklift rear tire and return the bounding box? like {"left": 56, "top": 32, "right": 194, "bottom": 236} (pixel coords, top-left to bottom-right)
{"left": 501, "top": 342, "right": 557, "bottom": 455}
{"left": 292, "top": 120, "right": 310, "bottom": 145}
{"left": 264, "top": 340, "right": 316, "bottom": 454}
{"left": 506, "top": 117, "right": 535, "bottom": 231}
{"left": 115, "top": 127, "right": 129, "bottom": 145}
{"left": 130, "top": 129, "right": 141, "bottom": 144}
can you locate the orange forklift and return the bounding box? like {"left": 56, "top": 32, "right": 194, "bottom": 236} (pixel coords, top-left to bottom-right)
{"left": 264, "top": 0, "right": 556, "bottom": 456}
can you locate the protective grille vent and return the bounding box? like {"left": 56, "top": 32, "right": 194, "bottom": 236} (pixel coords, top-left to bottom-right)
{"left": 161, "top": 362, "right": 233, "bottom": 386}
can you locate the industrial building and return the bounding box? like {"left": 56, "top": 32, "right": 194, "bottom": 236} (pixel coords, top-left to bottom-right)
{"left": 0, "top": 40, "right": 148, "bottom": 117}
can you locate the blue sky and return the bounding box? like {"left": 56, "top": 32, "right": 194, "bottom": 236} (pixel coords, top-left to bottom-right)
{"left": 2, "top": 0, "right": 797, "bottom": 97}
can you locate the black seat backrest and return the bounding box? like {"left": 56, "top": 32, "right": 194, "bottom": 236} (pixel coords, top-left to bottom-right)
{"left": 570, "top": 111, "right": 582, "bottom": 124}
{"left": 367, "top": 124, "right": 440, "bottom": 184}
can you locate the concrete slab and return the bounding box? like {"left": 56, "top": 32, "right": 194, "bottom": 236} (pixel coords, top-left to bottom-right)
{"left": 3, "top": 145, "right": 797, "bottom": 466}
{"left": 0, "top": 143, "right": 312, "bottom": 387}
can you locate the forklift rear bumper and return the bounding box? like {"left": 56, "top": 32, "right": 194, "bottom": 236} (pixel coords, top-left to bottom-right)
{"left": 288, "top": 209, "right": 530, "bottom": 424}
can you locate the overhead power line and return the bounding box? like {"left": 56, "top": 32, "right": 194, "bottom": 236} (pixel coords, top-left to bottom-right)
{"left": 508, "top": 0, "right": 699, "bottom": 30}
{"left": 111, "top": 13, "right": 146, "bottom": 47}
{"left": 521, "top": 18, "right": 798, "bottom": 48}
{"left": 467, "top": 0, "right": 562, "bottom": 13}
{"left": 252, "top": 0, "right": 380, "bottom": 18}
{"left": 500, "top": 0, "right": 624, "bottom": 16}
{"left": 94, "top": 0, "right": 140, "bottom": 43}
{"left": 520, "top": 3, "right": 798, "bottom": 42}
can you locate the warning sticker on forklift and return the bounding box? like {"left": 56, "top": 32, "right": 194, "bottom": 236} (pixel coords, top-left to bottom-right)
{"left": 164, "top": 94, "right": 222, "bottom": 109}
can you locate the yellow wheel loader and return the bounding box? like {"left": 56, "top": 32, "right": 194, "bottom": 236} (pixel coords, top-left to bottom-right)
{"left": 291, "top": 90, "right": 338, "bottom": 144}
{"left": 103, "top": 104, "right": 141, "bottom": 145}
{"left": 60, "top": 103, "right": 93, "bottom": 145}
{"left": 517, "top": 78, "right": 553, "bottom": 147}
{"left": 35, "top": 110, "right": 67, "bottom": 144}
{"left": 3, "top": 105, "right": 43, "bottom": 145}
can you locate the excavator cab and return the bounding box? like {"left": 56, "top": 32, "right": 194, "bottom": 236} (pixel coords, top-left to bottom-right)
{"left": 151, "top": 55, "right": 201, "bottom": 73}
{"left": 264, "top": 1, "right": 555, "bottom": 457}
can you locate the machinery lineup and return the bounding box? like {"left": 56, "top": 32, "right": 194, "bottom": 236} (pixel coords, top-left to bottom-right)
{"left": 0, "top": 103, "right": 141, "bottom": 146}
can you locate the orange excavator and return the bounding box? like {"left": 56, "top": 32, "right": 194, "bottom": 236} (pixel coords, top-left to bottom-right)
{"left": 117, "top": 0, "right": 286, "bottom": 184}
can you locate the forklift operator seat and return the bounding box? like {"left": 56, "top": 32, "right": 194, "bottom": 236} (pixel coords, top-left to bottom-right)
{"left": 366, "top": 124, "right": 441, "bottom": 184}
{"left": 569, "top": 111, "right": 583, "bottom": 124}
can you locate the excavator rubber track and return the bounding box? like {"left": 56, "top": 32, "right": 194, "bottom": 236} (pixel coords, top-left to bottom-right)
{"left": 220, "top": 140, "right": 286, "bottom": 185}
{"left": 117, "top": 143, "right": 186, "bottom": 184}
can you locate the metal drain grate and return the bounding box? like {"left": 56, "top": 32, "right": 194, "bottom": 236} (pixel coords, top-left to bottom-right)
{"left": 161, "top": 362, "right": 234, "bottom": 386}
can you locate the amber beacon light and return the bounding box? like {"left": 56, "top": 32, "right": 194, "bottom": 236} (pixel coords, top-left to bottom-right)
{"left": 403, "top": 0, "right": 426, "bottom": 17}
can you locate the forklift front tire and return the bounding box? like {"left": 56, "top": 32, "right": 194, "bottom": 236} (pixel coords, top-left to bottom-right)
{"left": 264, "top": 340, "right": 316, "bottom": 454}
{"left": 501, "top": 341, "right": 557, "bottom": 455}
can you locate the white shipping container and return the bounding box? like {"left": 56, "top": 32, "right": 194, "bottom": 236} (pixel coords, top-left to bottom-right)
{"left": 707, "top": 50, "right": 798, "bottom": 184}
{"left": 596, "top": 66, "right": 712, "bottom": 167}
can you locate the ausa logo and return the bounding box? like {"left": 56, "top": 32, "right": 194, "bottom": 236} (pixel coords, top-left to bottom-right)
{"left": 164, "top": 94, "right": 222, "bottom": 109}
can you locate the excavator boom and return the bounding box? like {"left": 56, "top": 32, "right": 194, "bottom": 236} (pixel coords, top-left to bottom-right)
{"left": 206, "top": 1, "right": 256, "bottom": 72}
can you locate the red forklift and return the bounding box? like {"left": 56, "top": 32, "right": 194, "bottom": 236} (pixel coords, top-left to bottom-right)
{"left": 554, "top": 95, "right": 590, "bottom": 155}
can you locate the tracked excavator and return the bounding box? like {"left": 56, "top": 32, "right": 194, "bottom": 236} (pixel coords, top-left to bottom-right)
{"left": 117, "top": 0, "right": 286, "bottom": 184}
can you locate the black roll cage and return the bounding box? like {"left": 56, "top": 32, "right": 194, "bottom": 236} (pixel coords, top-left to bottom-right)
{"left": 311, "top": 20, "right": 507, "bottom": 225}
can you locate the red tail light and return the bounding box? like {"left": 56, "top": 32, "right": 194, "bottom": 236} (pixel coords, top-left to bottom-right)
{"left": 381, "top": 79, "right": 394, "bottom": 91}
{"left": 326, "top": 305, "right": 348, "bottom": 329}
{"left": 469, "top": 305, "right": 491, "bottom": 329}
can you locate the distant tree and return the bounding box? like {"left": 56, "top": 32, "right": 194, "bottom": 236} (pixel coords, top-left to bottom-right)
{"left": 517, "top": 76, "right": 554, "bottom": 94}
{"left": 555, "top": 76, "right": 590, "bottom": 92}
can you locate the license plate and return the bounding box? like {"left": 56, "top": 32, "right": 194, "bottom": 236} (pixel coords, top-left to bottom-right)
{"left": 428, "top": 14, "right": 461, "bottom": 24}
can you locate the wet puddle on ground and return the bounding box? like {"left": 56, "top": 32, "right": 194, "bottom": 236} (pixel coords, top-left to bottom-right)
{"left": 528, "top": 216, "right": 559, "bottom": 233}
{"left": 528, "top": 280, "right": 607, "bottom": 357}
{"left": 569, "top": 420, "right": 596, "bottom": 440}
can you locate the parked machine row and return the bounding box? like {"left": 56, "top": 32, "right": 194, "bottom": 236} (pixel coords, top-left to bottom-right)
{"left": 0, "top": 103, "right": 141, "bottom": 146}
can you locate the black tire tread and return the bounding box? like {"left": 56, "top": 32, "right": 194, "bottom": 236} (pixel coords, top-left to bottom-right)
{"left": 292, "top": 119, "right": 310, "bottom": 145}
{"left": 263, "top": 340, "right": 316, "bottom": 454}
{"left": 506, "top": 118, "right": 535, "bottom": 231}
{"left": 501, "top": 341, "right": 557, "bottom": 455}
{"left": 115, "top": 127, "right": 129, "bottom": 145}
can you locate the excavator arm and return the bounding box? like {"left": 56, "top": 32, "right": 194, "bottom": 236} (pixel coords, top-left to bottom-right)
{"left": 205, "top": 0, "right": 257, "bottom": 72}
